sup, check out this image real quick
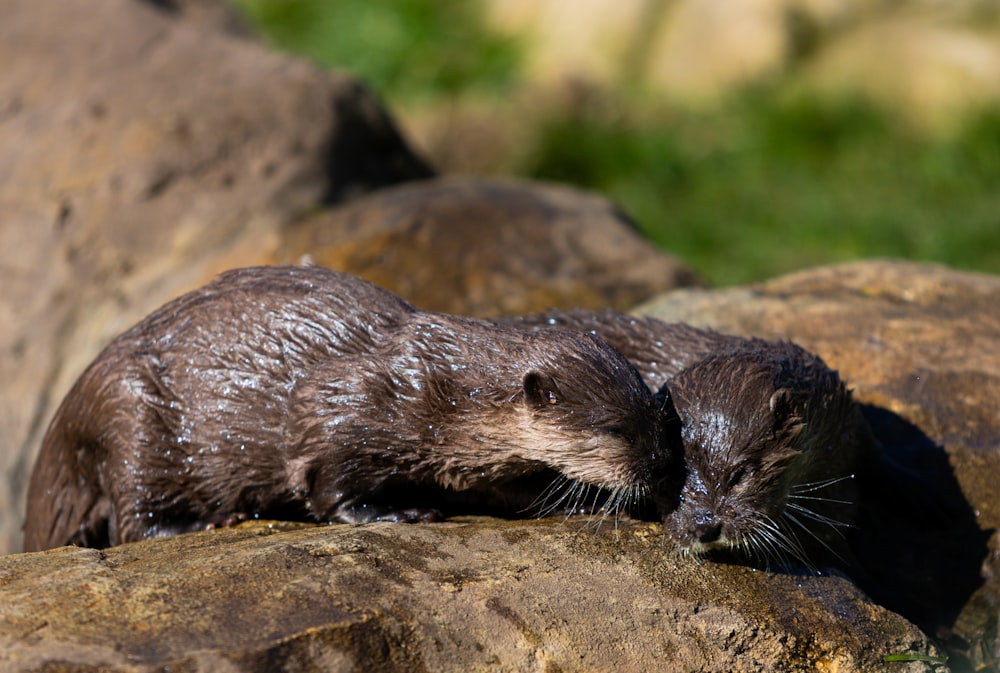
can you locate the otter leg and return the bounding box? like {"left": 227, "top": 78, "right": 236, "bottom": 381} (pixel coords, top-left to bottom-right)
{"left": 101, "top": 374, "right": 207, "bottom": 545}
{"left": 307, "top": 464, "right": 445, "bottom": 524}
{"left": 330, "top": 500, "right": 444, "bottom": 524}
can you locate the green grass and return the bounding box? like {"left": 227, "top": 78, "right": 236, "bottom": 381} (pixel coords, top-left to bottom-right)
{"left": 520, "top": 93, "right": 1000, "bottom": 286}
{"left": 235, "top": 3, "right": 1000, "bottom": 287}
{"left": 234, "top": 0, "right": 521, "bottom": 103}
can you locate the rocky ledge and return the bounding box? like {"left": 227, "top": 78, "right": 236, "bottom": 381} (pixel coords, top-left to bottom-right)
{"left": 1, "top": 519, "right": 938, "bottom": 673}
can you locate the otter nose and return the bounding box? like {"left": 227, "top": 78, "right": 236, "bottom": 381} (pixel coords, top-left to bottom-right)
{"left": 693, "top": 522, "right": 722, "bottom": 543}
{"left": 692, "top": 510, "right": 722, "bottom": 543}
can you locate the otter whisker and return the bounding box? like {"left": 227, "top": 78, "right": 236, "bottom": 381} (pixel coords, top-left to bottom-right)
{"left": 789, "top": 474, "right": 855, "bottom": 495}
{"left": 745, "top": 526, "right": 795, "bottom": 571}
{"left": 528, "top": 473, "right": 575, "bottom": 518}
{"left": 787, "top": 494, "right": 854, "bottom": 506}
{"left": 598, "top": 486, "right": 623, "bottom": 530}
{"left": 562, "top": 480, "right": 590, "bottom": 518}
{"left": 757, "top": 515, "right": 815, "bottom": 571}
{"left": 781, "top": 510, "right": 848, "bottom": 567}
{"left": 785, "top": 502, "right": 854, "bottom": 533}
{"left": 593, "top": 484, "right": 622, "bottom": 527}
{"left": 579, "top": 482, "right": 598, "bottom": 517}
{"left": 605, "top": 482, "right": 645, "bottom": 530}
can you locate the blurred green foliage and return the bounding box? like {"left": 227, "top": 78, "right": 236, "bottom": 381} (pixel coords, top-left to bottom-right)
{"left": 522, "top": 93, "right": 1000, "bottom": 285}
{"left": 235, "top": 0, "right": 521, "bottom": 102}
{"left": 235, "top": 2, "right": 1000, "bottom": 287}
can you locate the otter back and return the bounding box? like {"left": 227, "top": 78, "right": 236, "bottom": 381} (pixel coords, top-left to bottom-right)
{"left": 24, "top": 267, "right": 678, "bottom": 551}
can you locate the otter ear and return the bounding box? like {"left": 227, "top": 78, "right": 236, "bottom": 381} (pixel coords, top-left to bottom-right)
{"left": 523, "top": 371, "right": 560, "bottom": 410}
{"left": 769, "top": 388, "right": 792, "bottom": 415}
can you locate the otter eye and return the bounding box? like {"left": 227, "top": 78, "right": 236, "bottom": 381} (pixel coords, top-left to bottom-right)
{"left": 728, "top": 466, "right": 748, "bottom": 488}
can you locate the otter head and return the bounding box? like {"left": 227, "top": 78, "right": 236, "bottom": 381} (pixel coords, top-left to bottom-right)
{"left": 518, "top": 331, "right": 683, "bottom": 514}
{"left": 662, "top": 344, "right": 818, "bottom": 563}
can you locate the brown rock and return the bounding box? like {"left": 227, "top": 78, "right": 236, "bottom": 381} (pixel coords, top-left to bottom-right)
{"left": 0, "top": 0, "right": 432, "bottom": 554}
{"left": 277, "top": 176, "right": 699, "bottom": 316}
{"left": 137, "top": 0, "right": 257, "bottom": 37}
{"left": 0, "top": 520, "right": 941, "bottom": 672}
{"left": 636, "top": 259, "right": 1000, "bottom": 666}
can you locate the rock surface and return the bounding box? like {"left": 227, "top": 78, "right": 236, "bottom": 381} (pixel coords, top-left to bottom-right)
{"left": 0, "top": 519, "right": 941, "bottom": 673}
{"left": 638, "top": 259, "right": 1000, "bottom": 669}
{"left": 277, "top": 176, "right": 698, "bottom": 316}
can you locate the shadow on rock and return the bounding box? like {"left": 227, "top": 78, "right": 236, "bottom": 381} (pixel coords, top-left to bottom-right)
{"left": 852, "top": 404, "right": 994, "bottom": 668}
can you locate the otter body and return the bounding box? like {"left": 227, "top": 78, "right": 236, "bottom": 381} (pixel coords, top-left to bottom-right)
{"left": 24, "top": 268, "right": 677, "bottom": 552}
{"left": 505, "top": 310, "right": 875, "bottom": 566}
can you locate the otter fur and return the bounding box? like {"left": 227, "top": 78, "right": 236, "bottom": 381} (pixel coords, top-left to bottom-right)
{"left": 24, "top": 268, "right": 679, "bottom": 551}
{"left": 503, "top": 309, "right": 876, "bottom": 566}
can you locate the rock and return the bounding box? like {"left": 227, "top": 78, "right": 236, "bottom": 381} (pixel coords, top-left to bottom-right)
{"left": 797, "top": 13, "right": 1000, "bottom": 131}
{"left": 636, "top": 259, "right": 1000, "bottom": 667}
{"left": 0, "top": 520, "right": 941, "bottom": 672}
{"left": 0, "top": 0, "right": 433, "bottom": 555}
{"left": 138, "top": 0, "right": 256, "bottom": 37}
{"left": 277, "top": 176, "right": 699, "bottom": 316}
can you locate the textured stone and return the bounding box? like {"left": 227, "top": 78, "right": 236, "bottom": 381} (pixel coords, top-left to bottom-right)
{"left": 0, "top": 520, "right": 940, "bottom": 672}
{"left": 277, "top": 176, "right": 699, "bottom": 316}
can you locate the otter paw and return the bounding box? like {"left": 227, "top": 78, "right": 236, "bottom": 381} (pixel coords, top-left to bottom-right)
{"left": 335, "top": 503, "right": 444, "bottom": 524}
{"left": 381, "top": 507, "right": 444, "bottom": 523}
{"left": 205, "top": 512, "right": 249, "bottom": 530}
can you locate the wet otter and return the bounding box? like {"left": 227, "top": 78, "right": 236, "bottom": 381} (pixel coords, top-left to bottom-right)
{"left": 503, "top": 310, "right": 876, "bottom": 567}
{"left": 24, "top": 268, "right": 679, "bottom": 552}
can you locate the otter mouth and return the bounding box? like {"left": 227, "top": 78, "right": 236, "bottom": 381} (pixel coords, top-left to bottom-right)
{"left": 684, "top": 537, "right": 734, "bottom": 555}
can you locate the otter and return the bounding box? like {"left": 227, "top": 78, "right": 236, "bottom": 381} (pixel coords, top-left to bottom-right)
{"left": 24, "top": 268, "right": 680, "bottom": 552}
{"left": 502, "top": 309, "right": 876, "bottom": 567}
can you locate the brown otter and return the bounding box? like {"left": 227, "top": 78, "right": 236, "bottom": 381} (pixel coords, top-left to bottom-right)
{"left": 24, "top": 268, "right": 680, "bottom": 552}
{"left": 502, "top": 309, "right": 876, "bottom": 567}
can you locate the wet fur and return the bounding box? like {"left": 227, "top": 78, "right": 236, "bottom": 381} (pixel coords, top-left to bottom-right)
{"left": 24, "top": 267, "right": 677, "bottom": 551}
{"left": 503, "top": 309, "right": 876, "bottom": 566}
{"left": 666, "top": 341, "right": 871, "bottom": 566}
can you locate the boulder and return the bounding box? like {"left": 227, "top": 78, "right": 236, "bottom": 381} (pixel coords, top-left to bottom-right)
{"left": 0, "top": 520, "right": 941, "bottom": 672}
{"left": 277, "top": 176, "right": 699, "bottom": 316}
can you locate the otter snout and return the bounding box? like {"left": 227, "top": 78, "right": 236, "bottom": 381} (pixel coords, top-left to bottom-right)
{"left": 692, "top": 510, "right": 723, "bottom": 544}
